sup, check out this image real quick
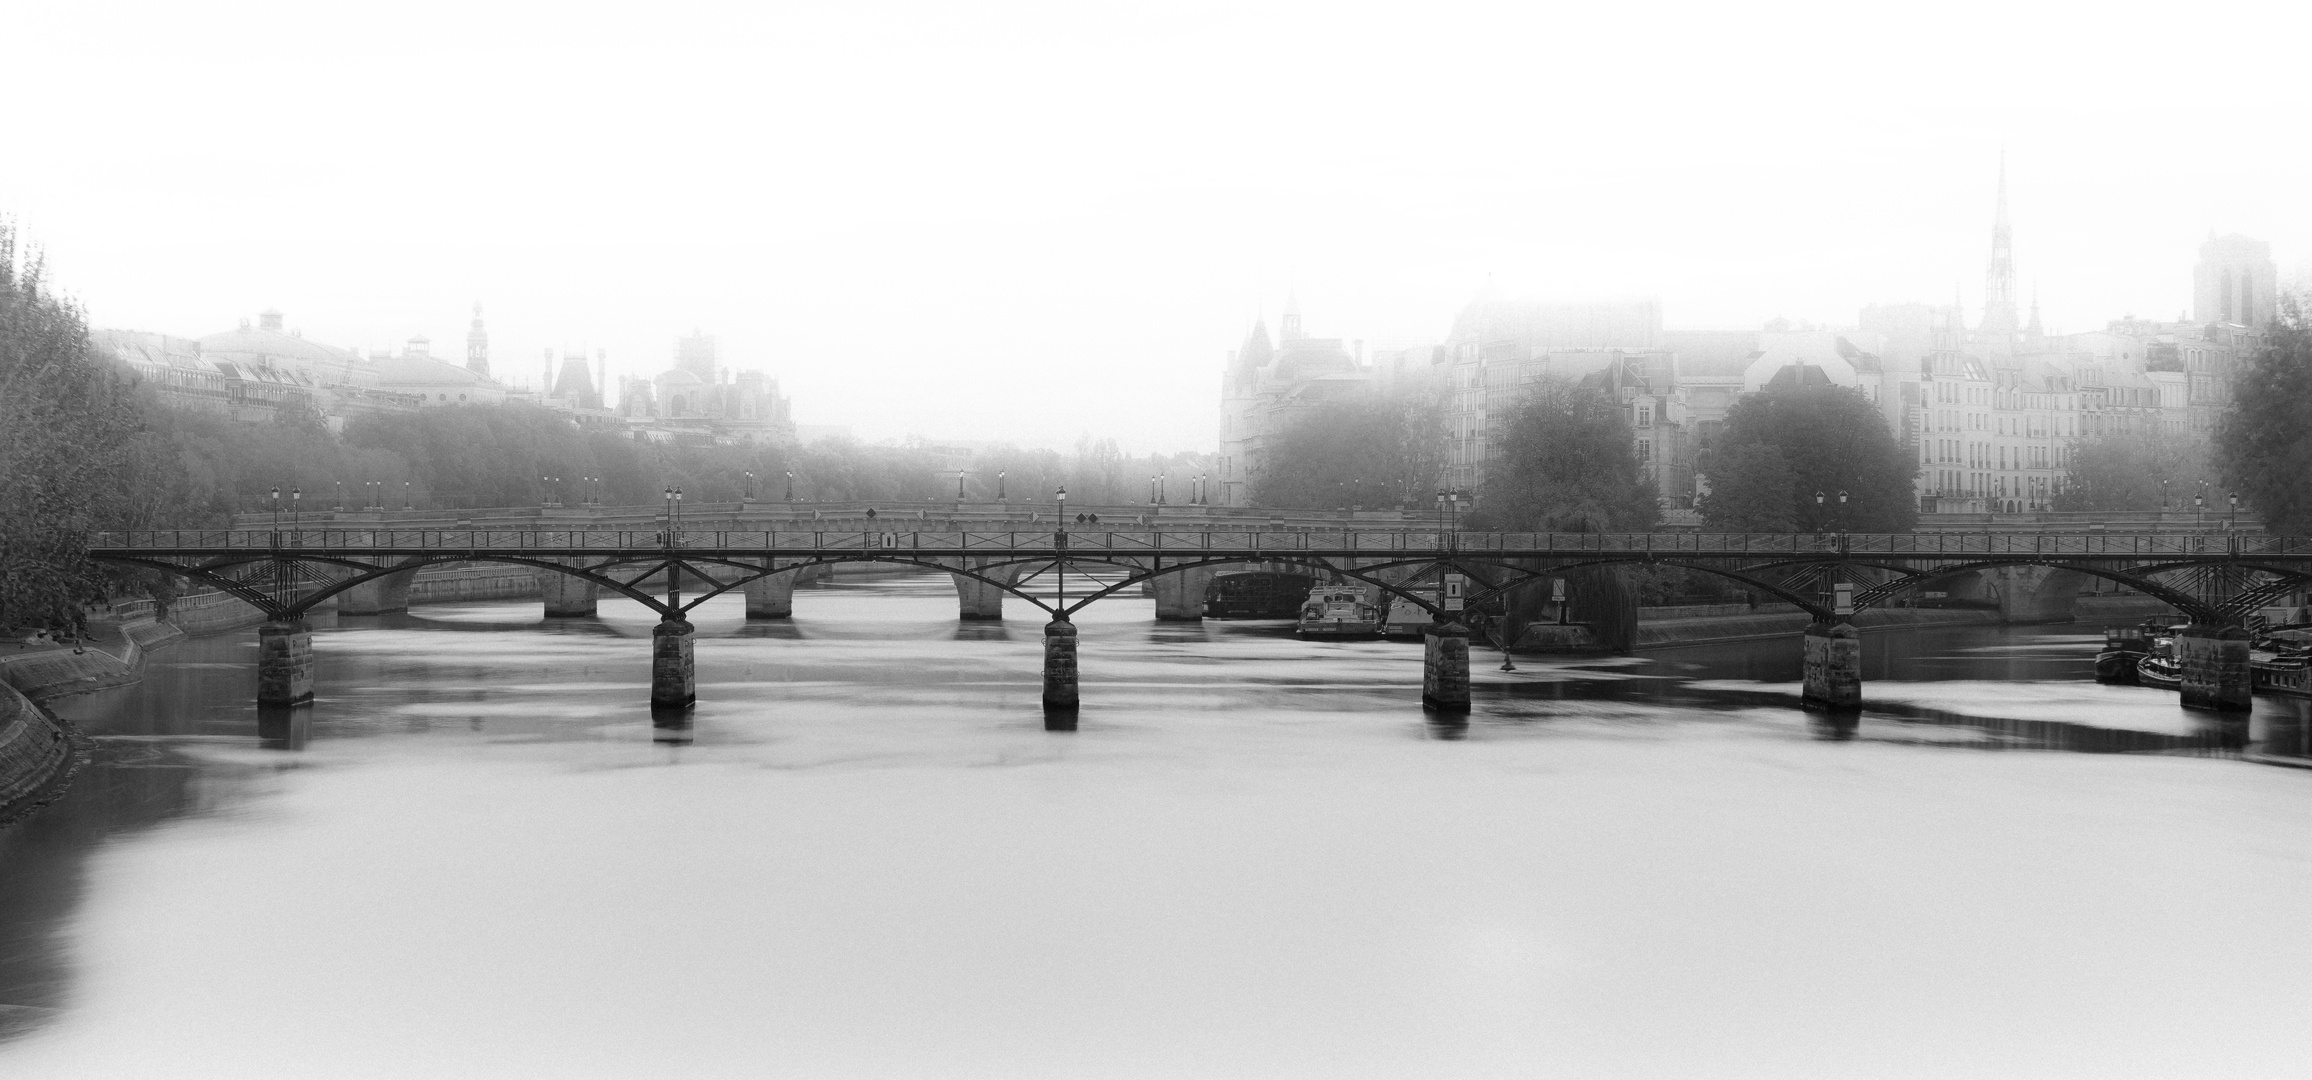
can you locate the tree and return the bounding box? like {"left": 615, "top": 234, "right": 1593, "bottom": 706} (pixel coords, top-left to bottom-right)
{"left": 1251, "top": 387, "right": 1446, "bottom": 510}
{"left": 1478, "top": 381, "right": 1658, "bottom": 531}
{"left": 0, "top": 224, "right": 166, "bottom": 634}
{"left": 1700, "top": 384, "right": 1916, "bottom": 533}
{"left": 2217, "top": 296, "right": 2312, "bottom": 534}
{"left": 2054, "top": 430, "right": 2211, "bottom": 513}
{"left": 1696, "top": 442, "right": 1797, "bottom": 531}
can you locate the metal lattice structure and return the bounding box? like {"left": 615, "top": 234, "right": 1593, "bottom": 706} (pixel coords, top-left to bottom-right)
{"left": 88, "top": 528, "right": 2312, "bottom": 626}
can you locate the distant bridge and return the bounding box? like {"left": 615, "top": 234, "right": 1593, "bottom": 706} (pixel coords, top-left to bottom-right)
{"left": 88, "top": 524, "right": 2309, "bottom": 721}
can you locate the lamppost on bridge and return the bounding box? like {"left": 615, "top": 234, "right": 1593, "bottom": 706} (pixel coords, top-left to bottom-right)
{"left": 335, "top": 481, "right": 345, "bottom": 512}
{"left": 744, "top": 470, "right": 755, "bottom": 503}
{"left": 403, "top": 481, "right": 411, "bottom": 510}
{"left": 2195, "top": 491, "right": 2204, "bottom": 528}
{"left": 957, "top": 470, "right": 968, "bottom": 501}
{"left": 271, "top": 487, "right": 282, "bottom": 535}
{"left": 784, "top": 471, "right": 794, "bottom": 502}
{"left": 1054, "top": 486, "right": 1067, "bottom": 609}
{"left": 2160, "top": 478, "right": 2170, "bottom": 512}
{"left": 1148, "top": 474, "right": 1160, "bottom": 506}
{"left": 291, "top": 487, "right": 300, "bottom": 524}
{"left": 1837, "top": 489, "right": 1849, "bottom": 536}
{"left": 997, "top": 470, "right": 1006, "bottom": 503}
{"left": 2230, "top": 491, "right": 2240, "bottom": 529}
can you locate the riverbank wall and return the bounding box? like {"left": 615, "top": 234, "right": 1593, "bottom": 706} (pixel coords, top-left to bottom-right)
{"left": 0, "top": 680, "right": 75, "bottom": 825}
{"left": 0, "top": 616, "right": 183, "bottom": 824}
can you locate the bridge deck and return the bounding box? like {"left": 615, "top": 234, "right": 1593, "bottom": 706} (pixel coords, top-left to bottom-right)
{"left": 89, "top": 529, "right": 2305, "bottom": 560}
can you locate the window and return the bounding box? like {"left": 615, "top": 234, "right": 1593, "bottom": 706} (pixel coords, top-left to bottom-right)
{"left": 1637, "top": 440, "right": 1652, "bottom": 462}
{"left": 1637, "top": 405, "right": 1652, "bottom": 427}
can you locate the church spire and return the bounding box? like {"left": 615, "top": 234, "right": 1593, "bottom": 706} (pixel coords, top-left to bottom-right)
{"left": 2026, "top": 283, "right": 2043, "bottom": 337}
{"left": 1979, "top": 153, "right": 2020, "bottom": 337}
{"left": 1280, "top": 290, "right": 1303, "bottom": 341}
{"left": 465, "top": 301, "right": 490, "bottom": 377}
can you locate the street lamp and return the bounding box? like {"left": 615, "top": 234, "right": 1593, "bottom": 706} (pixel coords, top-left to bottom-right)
{"left": 291, "top": 487, "right": 300, "bottom": 524}
{"left": 1149, "top": 474, "right": 1160, "bottom": 506}
{"left": 2230, "top": 491, "right": 2239, "bottom": 528}
{"left": 744, "top": 470, "right": 755, "bottom": 502}
{"left": 403, "top": 481, "right": 411, "bottom": 510}
{"left": 784, "top": 470, "right": 794, "bottom": 502}
{"left": 1055, "top": 486, "right": 1068, "bottom": 612}
{"left": 997, "top": 470, "right": 1007, "bottom": 502}
{"left": 335, "top": 481, "right": 345, "bottom": 511}
{"left": 271, "top": 487, "right": 281, "bottom": 533}
{"left": 1837, "top": 489, "right": 1849, "bottom": 534}
{"left": 2194, "top": 491, "right": 2204, "bottom": 527}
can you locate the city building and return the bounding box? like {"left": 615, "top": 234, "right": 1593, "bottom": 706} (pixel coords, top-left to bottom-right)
{"left": 618, "top": 330, "right": 796, "bottom": 445}
{"left": 94, "top": 328, "right": 310, "bottom": 422}
{"left": 372, "top": 334, "right": 509, "bottom": 408}
{"left": 1215, "top": 297, "right": 1370, "bottom": 507}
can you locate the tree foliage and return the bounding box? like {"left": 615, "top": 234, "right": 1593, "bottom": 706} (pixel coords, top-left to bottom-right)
{"left": 1696, "top": 442, "right": 1796, "bottom": 532}
{"left": 1700, "top": 384, "right": 1916, "bottom": 532}
{"left": 1477, "top": 382, "right": 1658, "bottom": 531}
{"left": 2217, "top": 297, "right": 2312, "bottom": 534}
{"left": 1251, "top": 388, "right": 1447, "bottom": 510}
{"left": 2053, "top": 430, "right": 2213, "bottom": 513}
{"left": 0, "top": 224, "right": 169, "bottom": 633}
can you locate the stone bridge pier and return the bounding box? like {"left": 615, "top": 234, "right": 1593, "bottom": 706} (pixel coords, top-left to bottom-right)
{"left": 743, "top": 562, "right": 831, "bottom": 619}
{"left": 1151, "top": 565, "right": 1217, "bottom": 620}
{"left": 951, "top": 558, "right": 1024, "bottom": 620}
{"left": 538, "top": 559, "right": 599, "bottom": 617}
{"left": 338, "top": 562, "right": 417, "bottom": 615}
{"left": 1981, "top": 565, "right": 2086, "bottom": 624}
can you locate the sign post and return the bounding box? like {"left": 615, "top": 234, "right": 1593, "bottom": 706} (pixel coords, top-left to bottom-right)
{"left": 1443, "top": 573, "right": 1466, "bottom": 614}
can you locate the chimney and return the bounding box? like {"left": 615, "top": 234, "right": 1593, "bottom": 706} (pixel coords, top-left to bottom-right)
{"left": 258, "top": 309, "right": 285, "bottom": 332}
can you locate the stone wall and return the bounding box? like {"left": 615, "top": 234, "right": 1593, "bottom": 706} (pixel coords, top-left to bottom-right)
{"left": 0, "top": 681, "right": 73, "bottom": 821}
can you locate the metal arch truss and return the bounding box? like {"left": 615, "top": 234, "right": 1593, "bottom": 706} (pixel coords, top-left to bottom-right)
{"left": 86, "top": 528, "right": 2312, "bottom": 628}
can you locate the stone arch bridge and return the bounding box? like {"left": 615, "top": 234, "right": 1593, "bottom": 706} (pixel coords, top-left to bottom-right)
{"left": 89, "top": 527, "right": 2311, "bottom": 724}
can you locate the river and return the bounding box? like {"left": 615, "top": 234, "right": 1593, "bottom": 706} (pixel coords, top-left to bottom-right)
{"left": 3, "top": 572, "right": 2310, "bottom": 1078}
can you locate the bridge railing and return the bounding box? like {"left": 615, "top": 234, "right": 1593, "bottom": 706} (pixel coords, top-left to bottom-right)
{"left": 85, "top": 530, "right": 2312, "bottom": 558}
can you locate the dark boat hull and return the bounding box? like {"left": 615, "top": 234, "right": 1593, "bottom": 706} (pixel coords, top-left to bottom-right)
{"left": 2095, "top": 649, "right": 2144, "bottom": 685}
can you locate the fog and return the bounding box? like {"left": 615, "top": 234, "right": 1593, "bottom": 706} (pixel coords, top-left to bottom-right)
{"left": 6, "top": 1, "right": 2308, "bottom": 451}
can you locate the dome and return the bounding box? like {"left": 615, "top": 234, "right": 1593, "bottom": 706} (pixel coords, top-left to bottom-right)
{"left": 371, "top": 353, "right": 492, "bottom": 387}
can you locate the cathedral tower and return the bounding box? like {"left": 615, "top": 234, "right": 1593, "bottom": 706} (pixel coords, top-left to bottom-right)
{"left": 2194, "top": 234, "right": 2278, "bottom": 328}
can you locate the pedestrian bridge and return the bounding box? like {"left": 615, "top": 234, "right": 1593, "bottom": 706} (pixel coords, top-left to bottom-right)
{"left": 88, "top": 527, "right": 2312, "bottom": 724}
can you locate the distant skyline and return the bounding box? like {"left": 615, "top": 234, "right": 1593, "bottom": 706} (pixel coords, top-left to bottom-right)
{"left": 7, "top": 2, "right": 2309, "bottom": 453}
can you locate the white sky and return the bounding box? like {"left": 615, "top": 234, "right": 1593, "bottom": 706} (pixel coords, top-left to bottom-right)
{"left": 6, "top": 1, "right": 2308, "bottom": 452}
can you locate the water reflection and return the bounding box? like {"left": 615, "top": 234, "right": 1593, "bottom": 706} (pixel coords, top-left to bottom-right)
{"left": 7, "top": 575, "right": 2312, "bottom": 1067}
{"left": 255, "top": 706, "right": 309, "bottom": 751}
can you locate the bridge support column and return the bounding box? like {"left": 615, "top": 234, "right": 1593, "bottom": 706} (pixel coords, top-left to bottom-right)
{"left": 540, "top": 561, "right": 598, "bottom": 617}
{"left": 2178, "top": 624, "right": 2251, "bottom": 712}
{"left": 1802, "top": 621, "right": 1862, "bottom": 710}
{"left": 256, "top": 621, "right": 314, "bottom": 708}
{"left": 651, "top": 619, "right": 695, "bottom": 710}
{"left": 1152, "top": 567, "right": 1215, "bottom": 621}
{"left": 1042, "top": 618, "right": 1079, "bottom": 728}
{"left": 1422, "top": 621, "right": 1471, "bottom": 713}
{"left": 1985, "top": 565, "right": 2085, "bottom": 625}
{"left": 953, "top": 559, "right": 1020, "bottom": 621}
{"left": 744, "top": 569, "right": 797, "bottom": 619}
{"left": 338, "top": 565, "right": 415, "bottom": 615}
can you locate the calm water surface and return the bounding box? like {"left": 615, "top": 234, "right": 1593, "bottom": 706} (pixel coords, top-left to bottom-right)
{"left": 3, "top": 573, "right": 2309, "bottom": 1078}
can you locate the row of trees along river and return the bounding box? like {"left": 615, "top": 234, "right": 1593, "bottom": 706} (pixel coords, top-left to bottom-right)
{"left": 7, "top": 215, "right": 2312, "bottom": 635}
{"left": 0, "top": 224, "right": 1204, "bottom": 637}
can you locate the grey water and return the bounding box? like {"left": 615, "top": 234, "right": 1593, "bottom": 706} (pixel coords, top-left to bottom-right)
{"left": 2, "top": 572, "right": 2304, "bottom": 1077}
